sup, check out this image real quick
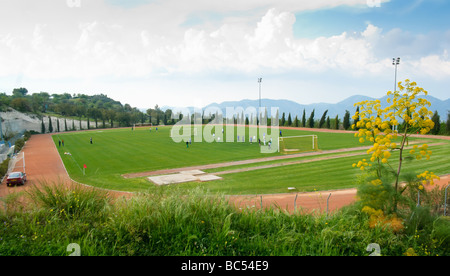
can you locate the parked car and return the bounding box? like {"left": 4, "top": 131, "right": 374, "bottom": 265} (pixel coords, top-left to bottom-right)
{"left": 6, "top": 172, "right": 27, "bottom": 187}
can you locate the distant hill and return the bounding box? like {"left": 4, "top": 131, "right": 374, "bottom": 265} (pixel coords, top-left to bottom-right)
{"left": 162, "top": 95, "right": 449, "bottom": 121}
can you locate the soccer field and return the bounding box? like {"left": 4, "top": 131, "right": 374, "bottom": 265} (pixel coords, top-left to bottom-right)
{"left": 52, "top": 125, "right": 449, "bottom": 194}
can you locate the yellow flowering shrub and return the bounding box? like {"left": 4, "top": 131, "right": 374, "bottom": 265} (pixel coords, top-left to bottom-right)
{"left": 403, "top": 248, "right": 418, "bottom": 256}
{"left": 352, "top": 79, "right": 437, "bottom": 213}
{"left": 362, "top": 206, "right": 404, "bottom": 233}
{"left": 416, "top": 171, "right": 440, "bottom": 190}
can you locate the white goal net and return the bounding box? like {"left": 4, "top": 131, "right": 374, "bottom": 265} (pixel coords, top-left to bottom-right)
{"left": 278, "top": 135, "right": 318, "bottom": 154}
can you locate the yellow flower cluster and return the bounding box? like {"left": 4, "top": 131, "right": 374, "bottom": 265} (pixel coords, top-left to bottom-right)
{"left": 404, "top": 248, "right": 418, "bottom": 256}
{"left": 351, "top": 79, "right": 434, "bottom": 170}
{"left": 387, "top": 79, "right": 435, "bottom": 134}
{"left": 352, "top": 159, "right": 370, "bottom": 170}
{"left": 362, "top": 206, "right": 404, "bottom": 233}
{"left": 416, "top": 170, "right": 440, "bottom": 189}
{"left": 409, "top": 144, "right": 432, "bottom": 160}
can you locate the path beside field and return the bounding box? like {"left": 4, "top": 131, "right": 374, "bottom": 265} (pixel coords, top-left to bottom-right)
{"left": 0, "top": 134, "right": 70, "bottom": 198}
{"left": 0, "top": 134, "right": 132, "bottom": 200}
{"left": 1, "top": 132, "right": 449, "bottom": 214}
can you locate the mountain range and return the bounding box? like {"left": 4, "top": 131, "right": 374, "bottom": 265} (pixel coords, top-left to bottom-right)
{"left": 161, "top": 95, "right": 450, "bottom": 121}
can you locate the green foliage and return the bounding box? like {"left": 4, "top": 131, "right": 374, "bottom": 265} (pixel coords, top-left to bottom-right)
{"left": 1, "top": 88, "right": 158, "bottom": 128}
{"left": 0, "top": 184, "right": 448, "bottom": 256}
{"left": 301, "top": 109, "right": 306, "bottom": 127}
{"left": 0, "top": 158, "right": 10, "bottom": 179}
{"left": 287, "top": 113, "right": 292, "bottom": 126}
{"left": 355, "top": 173, "right": 397, "bottom": 213}
{"left": 447, "top": 111, "right": 450, "bottom": 135}
{"left": 343, "top": 110, "right": 350, "bottom": 130}
{"left": 14, "top": 138, "right": 25, "bottom": 153}
{"left": 334, "top": 114, "right": 339, "bottom": 129}
{"left": 431, "top": 217, "right": 450, "bottom": 251}
{"left": 48, "top": 117, "right": 53, "bottom": 133}
{"left": 41, "top": 119, "right": 45, "bottom": 134}
{"left": 431, "top": 110, "right": 440, "bottom": 135}
{"left": 308, "top": 109, "right": 315, "bottom": 128}
{"left": 318, "top": 110, "right": 328, "bottom": 128}
{"left": 281, "top": 112, "right": 286, "bottom": 126}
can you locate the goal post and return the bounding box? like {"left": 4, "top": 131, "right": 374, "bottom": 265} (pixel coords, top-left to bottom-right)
{"left": 278, "top": 135, "right": 318, "bottom": 154}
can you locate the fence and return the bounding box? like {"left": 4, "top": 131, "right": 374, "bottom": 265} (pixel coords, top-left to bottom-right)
{"left": 237, "top": 186, "right": 450, "bottom": 216}
{"left": 415, "top": 183, "right": 450, "bottom": 216}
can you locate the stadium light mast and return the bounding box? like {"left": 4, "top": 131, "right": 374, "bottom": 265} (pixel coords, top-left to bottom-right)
{"left": 392, "top": 57, "right": 400, "bottom": 132}
{"left": 393, "top": 57, "right": 400, "bottom": 92}
{"left": 258, "top": 77, "right": 262, "bottom": 125}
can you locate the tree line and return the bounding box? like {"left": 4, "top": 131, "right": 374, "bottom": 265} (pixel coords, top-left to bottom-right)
{"left": 279, "top": 107, "right": 449, "bottom": 135}
{"left": 1, "top": 87, "right": 448, "bottom": 135}
{"left": 0, "top": 88, "right": 178, "bottom": 131}
{"left": 279, "top": 109, "right": 353, "bottom": 130}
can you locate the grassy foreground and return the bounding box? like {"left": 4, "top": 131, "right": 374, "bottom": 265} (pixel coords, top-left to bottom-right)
{"left": 0, "top": 183, "right": 448, "bottom": 256}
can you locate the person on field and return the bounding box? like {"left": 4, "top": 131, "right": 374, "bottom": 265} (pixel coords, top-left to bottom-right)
{"left": 90, "top": 137, "right": 93, "bottom": 144}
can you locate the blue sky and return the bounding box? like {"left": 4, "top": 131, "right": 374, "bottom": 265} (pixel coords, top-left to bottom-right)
{"left": 0, "top": 0, "right": 449, "bottom": 111}
{"left": 293, "top": 0, "right": 450, "bottom": 38}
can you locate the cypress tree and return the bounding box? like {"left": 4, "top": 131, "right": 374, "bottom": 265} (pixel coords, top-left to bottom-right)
{"left": 301, "top": 109, "right": 306, "bottom": 127}
{"left": 41, "top": 118, "right": 45, "bottom": 134}
{"left": 308, "top": 109, "right": 315, "bottom": 128}
{"left": 319, "top": 110, "right": 328, "bottom": 128}
{"left": 446, "top": 111, "right": 450, "bottom": 135}
{"left": 48, "top": 117, "right": 53, "bottom": 133}
{"left": 343, "top": 110, "right": 350, "bottom": 130}
{"left": 431, "top": 111, "right": 440, "bottom": 135}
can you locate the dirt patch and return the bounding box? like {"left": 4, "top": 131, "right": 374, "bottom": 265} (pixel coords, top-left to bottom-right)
{"left": 227, "top": 174, "right": 450, "bottom": 214}
{"left": 227, "top": 188, "right": 359, "bottom": 214}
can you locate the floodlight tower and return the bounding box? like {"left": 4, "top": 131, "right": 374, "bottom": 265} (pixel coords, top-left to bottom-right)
{"left": 258, "top": 77, "right": 262, "bottom": 125}
{"left": 392, "top": 57, "right": 400, "bottom": 132}
{"left": 393, "top": 57, "right": 400, "bottom": 93}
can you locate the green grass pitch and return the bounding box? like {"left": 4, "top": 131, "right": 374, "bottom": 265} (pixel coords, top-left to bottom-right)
{"left": 52, "top": 126, "right": 449, "bottom": 194}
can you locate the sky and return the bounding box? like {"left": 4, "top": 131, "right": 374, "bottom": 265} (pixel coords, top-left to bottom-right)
{"left": 0, "top": 0, "right": 449, "bottom": 110}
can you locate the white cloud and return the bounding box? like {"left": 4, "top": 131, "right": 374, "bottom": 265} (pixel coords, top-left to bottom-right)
{"left": 410, "top": 54, "right": 450, "bottom": 80}
{"left": 0, "top": 0, "right": 449, "bottom": 107}
{"left": 135, "top": 9, "right": 388, "bottom": 75}
{"left": 0, "top": 4, "right": 447, "bottom": 80}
